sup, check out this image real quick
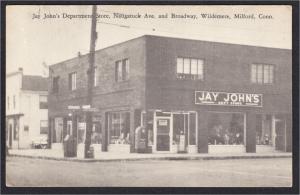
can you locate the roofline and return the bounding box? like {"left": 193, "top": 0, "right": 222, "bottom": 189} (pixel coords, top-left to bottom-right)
{"left": 49, "top": 35, "right": 147, "bottom": 67}
{"left": 6, "top": 70, "right": 22, "bottom": 77}
{"left": 144, "top": 35, "right": 292, "bottom": 51}
{"left": 49, "top": 34, "right": 291, "bottom": 67}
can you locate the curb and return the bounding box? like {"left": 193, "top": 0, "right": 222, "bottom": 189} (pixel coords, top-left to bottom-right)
{"left": 7, "top": 153, "right": 292, "bottom": 162}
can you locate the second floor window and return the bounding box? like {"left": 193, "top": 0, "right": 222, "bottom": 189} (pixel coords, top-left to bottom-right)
{"left": 68, "top": 72, "right": 77, "bottom": 90}
{"left": 177, "top": 57, "right": 204, "bottom": 80}
{"left": 115, "top": 59, "right": 129, "bottom": 82}
{"left": 52, "top": 76, "right": 60, "bottom": 93}
{"left": 251, "top": 64, "right": 274, "bottom": 84}
{"left": 39, "top": 95, "right": 48, "bottom": 109}
{"left": 40, "top": 120, "right": 48, "bottom": 134}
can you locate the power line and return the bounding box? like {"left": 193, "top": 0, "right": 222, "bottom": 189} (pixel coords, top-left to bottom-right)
{"left": 95, "top": 19, "right": 289, "bottom": 47}
{"left": 95, "top": 8, "right": 290, "bottom": 34}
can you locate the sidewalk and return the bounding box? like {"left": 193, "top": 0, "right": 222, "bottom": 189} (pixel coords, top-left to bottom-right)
{"left": 8, "top": 149, "right": 292, "bottom": 162}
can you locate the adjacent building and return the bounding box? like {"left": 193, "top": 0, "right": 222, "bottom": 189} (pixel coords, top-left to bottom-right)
{"left": 48, "top": 35, "right": 292, "bottom": 156}
{"left": 6, "top": 68, "right": 48, "bottom": 149}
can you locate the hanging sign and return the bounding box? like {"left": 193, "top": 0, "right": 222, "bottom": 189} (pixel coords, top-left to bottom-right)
{"left": 195, "top": 91, "right": 262, "bottom": 107}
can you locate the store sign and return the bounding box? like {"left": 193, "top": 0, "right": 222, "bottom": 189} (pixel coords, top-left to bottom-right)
{"left": 158, "top": 119, "right": 168, "bottom": 126}
{"left": 195, "top": 91, "right": 262, "bottom": 107}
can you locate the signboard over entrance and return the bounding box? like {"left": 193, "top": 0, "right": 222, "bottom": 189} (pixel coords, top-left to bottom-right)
{"left": 195, "top": 91, "right": 263, "bottom": 107}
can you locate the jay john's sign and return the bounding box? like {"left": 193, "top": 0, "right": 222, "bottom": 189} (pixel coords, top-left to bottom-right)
{"left": 195, "top": 91, "right": 262, "bottom": 107}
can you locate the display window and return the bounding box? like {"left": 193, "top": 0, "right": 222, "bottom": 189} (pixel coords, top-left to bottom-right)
{"left": 77, "top": 116, "right": 86, "bottom": 144}
{"left": 172, "top": 112, "right": 197, "bottom": 146}
{"left": 91, "top": 122, "right": 102, "bottom": 144}
{"left": 141, "top": 111, "right": 154, "bottom": 146}
{"left": 53, "top": 117, "right": 63, "bottom": 143}
{"left": 256, "top": 114, "right": 273, "bottom": 146}
{"left": 108, "top": 111, "right": 130, "bottom": 144}
{"left": 208, "top": 112, "right": 244, "bottom": 145}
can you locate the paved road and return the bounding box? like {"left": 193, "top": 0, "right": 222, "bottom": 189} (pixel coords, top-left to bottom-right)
{"left": 6, "top": 157, "right": 292, "bottom": 187}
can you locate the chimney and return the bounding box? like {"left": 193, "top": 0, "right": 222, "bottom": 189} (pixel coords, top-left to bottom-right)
{"left": 18, "top": 67, "right": 23, "bottom": 75}
{"left": 78, "top": 51, "right": 81, "bottom": 58}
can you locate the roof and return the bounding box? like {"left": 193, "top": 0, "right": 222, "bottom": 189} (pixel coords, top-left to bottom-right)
{"left": 22, "top": 75, "right": 48, "bottom": 91}
{"left": 49, "top": 35, "right": 291, "bottom": 67}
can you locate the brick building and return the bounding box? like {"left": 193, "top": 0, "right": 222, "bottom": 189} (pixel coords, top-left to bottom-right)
{"left": 48, "top": 35, "right": 292, "bottom": 156}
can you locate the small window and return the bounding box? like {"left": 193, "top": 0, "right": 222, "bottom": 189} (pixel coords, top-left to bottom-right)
{"left": 115, "top": 59, "right": 129, "bottom": 82}
{"left": 251, "top": 64, "right": 274, "bottom": 84}
{"left": 68, "top": 72, "right": 77, "bottom": 90}
{"left": 39, "top": 95, "right": 48, "bottom": 109}
{"left": 40, "top": 120, "right": 48, "bottom": 134}
{"left": 176, "top": 57, "right": 204, "bottom": 80}
{"left": 52, "top": 76, "right": 60, "bottom": 93}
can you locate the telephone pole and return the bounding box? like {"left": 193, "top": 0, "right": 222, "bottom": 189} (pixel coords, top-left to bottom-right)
{"left": 85, "top": 5, "right": 97, "bottom": 158}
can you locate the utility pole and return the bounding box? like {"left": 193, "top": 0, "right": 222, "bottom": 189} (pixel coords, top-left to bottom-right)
{"left": 85, "top": 5, "right": 97, "bottom": 158}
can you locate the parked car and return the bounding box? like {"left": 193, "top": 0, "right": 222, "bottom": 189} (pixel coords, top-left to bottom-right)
{"left": 31, "top": 135, "right": 48, "bottom": 149}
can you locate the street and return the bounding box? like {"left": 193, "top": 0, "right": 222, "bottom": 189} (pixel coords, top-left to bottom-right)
{"left": 6, "top": 157, "right": 292, "bottom": 187}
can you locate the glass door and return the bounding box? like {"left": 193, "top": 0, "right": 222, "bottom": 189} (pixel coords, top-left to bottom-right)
{"left": 156, "top": 118, "right": 171, "bottom": 151}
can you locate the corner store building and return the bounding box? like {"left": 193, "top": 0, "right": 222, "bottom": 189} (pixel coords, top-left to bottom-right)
{"left": 48, "top": 35, "right": 292, "bottom": 155}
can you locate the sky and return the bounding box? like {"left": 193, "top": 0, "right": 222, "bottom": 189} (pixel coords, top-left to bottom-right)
{"left": 6, "top": 5, "right": 292, "bottom": 76}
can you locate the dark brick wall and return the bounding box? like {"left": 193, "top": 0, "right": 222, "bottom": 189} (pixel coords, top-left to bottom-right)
{"left": 48, "top": 37, "right": 146, "bottom": 117}
{"left": 144, "top": 35, "right": 292, "bottom": 114}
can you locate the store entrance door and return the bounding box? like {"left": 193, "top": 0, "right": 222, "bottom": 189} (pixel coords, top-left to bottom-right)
{"left": 275, "top": 118, "right": 286, "bottom": 151}
{"left": 156, "top": 117, "right": 171, "bottom": 152}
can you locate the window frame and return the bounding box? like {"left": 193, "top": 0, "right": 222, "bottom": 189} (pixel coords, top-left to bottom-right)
{"left": 40, "top": 120, "right": 48, "bottom": 134}
{"left": 250, "top": 64, "right": 275, "bottom": 85}
{"left": 115, "top": 58, "right": 129, "bottom": 82}
{"left": 68, "top": 72, "right": 77, "bottom": 91}
{"left": 108, "top": 111, "right": 130, "bottom": 144}
{"left": 39, "top": 95, "right": 48, "bottom": 109}
{"left": 52, "top": 76, "right": 60, "bottom": 93}
{"left": 176, "top": 57, "right": 204, "bottom": 80}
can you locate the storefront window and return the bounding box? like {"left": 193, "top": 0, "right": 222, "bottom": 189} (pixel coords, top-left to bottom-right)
{"left": 91, "top": 122, "right": 102, "bottom": 144}
{"left": 109, "top": 112, "right": 130, "bottom": 144}
{"left": 53, "top": 117, "right": 63, "bottom": 143}
{"left": 208, "top": 112, "right": 244, "bottom": 145}
{"left": 77, "top": 116, "right": 86, "bottom": 144}
{"left": 141, "top": 111, "right": 154, "bottom": 146}
{"left": 173, "top": 114, "right": 184, "bottom": 145}
{"left": 173, "top": 112, "right": 196, "bottom": 145}
{"left": 256, "top": 114, "right": 273, "bottom": 145}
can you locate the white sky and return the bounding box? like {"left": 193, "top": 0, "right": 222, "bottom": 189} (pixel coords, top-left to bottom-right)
{"left": 6, "top": 5, "right": 292, "bottom": 76}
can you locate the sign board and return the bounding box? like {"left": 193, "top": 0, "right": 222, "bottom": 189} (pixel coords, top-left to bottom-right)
{"left": 67, "top": 105, "right": 99, "bottom": 112}
{"left": 158, "top": 119, "right": 168, "bottom": 126}
{"left": 82, "top": 107, "right": 99, "bottom": 112}
{"left": 68, "top": 105, "right": 80, "bottom": 110}
{"left": 82, "top": 105, "right": 91, "bottom": 109}
{"left": 195, "top": 91, "right": 262, "bottom": 107}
